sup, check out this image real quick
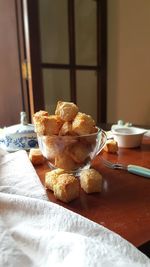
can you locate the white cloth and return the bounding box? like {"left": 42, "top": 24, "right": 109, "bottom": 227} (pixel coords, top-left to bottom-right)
{"left": 0, "top": 150, "right": 149, "bottom": 267}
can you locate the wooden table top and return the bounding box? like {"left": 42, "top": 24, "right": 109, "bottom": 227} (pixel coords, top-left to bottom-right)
{"left": 35, "top": 135, "right": 150, "bottom": 248}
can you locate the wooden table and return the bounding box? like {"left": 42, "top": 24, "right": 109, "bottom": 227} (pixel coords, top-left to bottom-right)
{"left": 35, "top": 135, "right": 150, "bottom": 249}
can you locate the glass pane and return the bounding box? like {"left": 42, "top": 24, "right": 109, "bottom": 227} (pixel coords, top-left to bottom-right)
{"left": 38, "top": 0, "right": 69, "bottom": 64}
{"left": 42, "top": 69, "right": 70, "bottom": 113}
{"left": 76, "top": 70, "right": 97, "bottom": 122}
{"left": 75, "top": 0, "right": 97, "bottom": 66}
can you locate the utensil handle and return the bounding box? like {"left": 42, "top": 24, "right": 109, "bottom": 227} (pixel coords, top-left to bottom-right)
{"left": 127, "top": 165, "right": 150, "bottom": 178}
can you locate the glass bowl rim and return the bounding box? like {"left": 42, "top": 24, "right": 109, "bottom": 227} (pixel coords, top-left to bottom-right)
{"left": 38, "top": 127, "right": 104, "bottom": 139}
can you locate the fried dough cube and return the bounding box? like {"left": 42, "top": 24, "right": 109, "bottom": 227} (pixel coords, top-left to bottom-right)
{"left": 34, "top": 115, "right": 63, "bottom": 135}
{"left": 59, "top": 121, "right": 75, "bottom": 136}
{"left": 103, "top": 139, "right": 118, "bottom": 153}
{"left": 45, "top": 168, "right": 66, "bottom": 191}
{"left": 55, "top": 152, "right": 77, "bottom": 171}
{"left": 53, "top": 174, "right": 80, "bottom": 203}
{"left": 33, "top": 110, "right": 49, "bottom": 119}
{"left": 80, "top": 168, "right": 103, "bottom": 193}
{"left": 29, "top": 148, "right": 45, "bottom": 165}
{"left": 72, "top": 112, "right": 95, "bottom": 135}
{"left": 80, "top": 132, "right": 97, "bottom": 146}
{"left": 42, "top": 136, "right": 61, "bottom": 160}
{"left": 33, "top": 110, "right": 49, "bottom": 133}
{"left": 55, "top": 101, "right": 79, "bottom": 122}
{"left": 69, "top": 142, "right": 90, "bottom": 163}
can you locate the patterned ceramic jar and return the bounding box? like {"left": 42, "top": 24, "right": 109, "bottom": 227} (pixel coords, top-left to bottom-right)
{"left": 0, "top": 112, "right": 38, "bottom": 152}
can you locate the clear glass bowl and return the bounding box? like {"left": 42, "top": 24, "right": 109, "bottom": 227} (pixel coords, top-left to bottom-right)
{"left": 38, "top": 128, "right": 107, "bottom": 174}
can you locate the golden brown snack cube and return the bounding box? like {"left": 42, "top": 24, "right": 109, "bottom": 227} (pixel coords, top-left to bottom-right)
{"left": 53, "top": 173, "right": 80, "bottom": 203}
{"left": 41, "top": 135, "right": 61, "bottom": 160}
{"left": 29, "top": 148, "right": 45, "bottom": 165}
{"left": 45, "top": 168, "right": 66, "bottom": 191}
{"left": 34, "top": 115, "right": 63, "bottom": 136}
{"left": 68, "top": 142, "right": 90, "bottom": 163}
{"left": 103, "top": 139, "right": 118, "bottom": 153}
{"left": 59, "top": 121, "right": 75, "bottom": 136}
{"left": 33, "top": 110, "right": 49, "bottom": 134}
{"left": 55, "top": 152, "right": 78, "bottom": 171}
{"left": 80, "top": 168, "right": 103, "bottom": 194}
{"left": 72, "top": 112, "right": 95, "bottom": 135}
{"left": 33, "top": 110, "right": 49, "bottom": 119}
{"left": 55, "top": 101, "right": 79, "bottom": 122}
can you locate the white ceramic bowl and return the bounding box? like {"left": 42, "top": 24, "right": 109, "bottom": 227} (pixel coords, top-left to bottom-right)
{"left": 111, "top": 127, "right": 147, "bottom": 148}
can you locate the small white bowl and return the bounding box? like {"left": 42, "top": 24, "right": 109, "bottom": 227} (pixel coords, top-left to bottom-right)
{"left": 111, "top": 127, "right": 147, "bottom": 148}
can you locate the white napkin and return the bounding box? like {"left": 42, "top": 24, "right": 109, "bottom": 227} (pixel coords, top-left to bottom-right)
{"left": 145, "top": 130, "right": 150, "bottom": 137}
{"left": 0, "top": 150, "right": 47, "bottom": 200}
{"left": 0, "top": 150, "right": 149, "bottom": 267}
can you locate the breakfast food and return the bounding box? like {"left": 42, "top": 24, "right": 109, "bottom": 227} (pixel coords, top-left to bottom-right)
{"left": 53, "top": 173, "right": 80, "bottom": 203}
{"left": 55, "top": 101, "right": 79, "bottom": 122}
{"left": 59, "top": 121, "right": 75, "bottom": 136}
{"left": 33, "top": 110, "right": 49, "bottom": 119}
{"left": 33, "top": 110, "right": 49, "bottom": 134}
{"left": 72, "top": 112, "right": 95, "bottom": 135}
{"left": 68, "top": 142, "right": 90, "bottom": 164}
{"left": 45, "top": 168, "right": 66, "bottom": 191}
{"left": 55, "top": 152, "right": 78, "bottom": 170}
{"left": 33, "top": 101, "right": 104, "bottom": 173}
{"left": 103, "top": 139, "right": 118, "bottom": 153}
{"left": 33, "top": 114, "right": 63, "bottom": 136}
{"left": 80, "top": 168, "right": 103, "bottom": 193}
{"left": 33, "top": 101, "right": 105, "bottom": 203}
{"left": 29, "top": 148, "right": 45, "bottom": 165}
{"left": 41, "top": 135, "right": 61, "bottom": 160}
{"left": 45, "top": 167, "right": 103, "bottom": 202}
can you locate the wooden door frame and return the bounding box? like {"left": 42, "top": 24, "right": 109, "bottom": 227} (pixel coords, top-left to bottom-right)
{"left": 23, "top": 0, "right": 107, "bottom": 123}
{"left": 15, "top": 0, "right": 31, "bottom": 121}
{"left": 97, "top": 0, "right": 107, "bottom": 123}
{"left": 24, "top": 0, "right": 44, "bottom": 114}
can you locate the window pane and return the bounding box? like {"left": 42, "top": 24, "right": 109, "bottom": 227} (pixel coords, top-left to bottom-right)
{"left": 76, "top": 70, "right": 97, "bottom": 122}
{"left": 75, "top": 0, "right": 97, "bottom": 66}
{"left": 38, "top": 0, "right": 69, "bottom": 64}
{"left": 42, "top": 69, "right": 70, "bottom": 113}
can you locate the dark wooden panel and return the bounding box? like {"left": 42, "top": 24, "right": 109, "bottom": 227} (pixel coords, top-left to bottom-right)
{"left": 27, "top": 0, "right": 44, "bottom": 113}
{"left": 97, "top": 0, "right": 107, "bottom": 123}
{"left": 0, "top": 0, "right": 23, "bottom": 127}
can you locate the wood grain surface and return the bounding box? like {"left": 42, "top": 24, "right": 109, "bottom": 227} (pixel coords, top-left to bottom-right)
{"left": 35, "top": 135, "right": 150, "bottom": 247}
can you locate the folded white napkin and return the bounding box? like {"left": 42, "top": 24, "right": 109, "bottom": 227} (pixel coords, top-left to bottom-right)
{"left": 0, "top": 150, "right": 47, "bottom": 200}
{"left": 145, "top": 131, "right": 150, "bottom": 137}
{"left": 0, "top": 150, "right": 149, "bottom": 267}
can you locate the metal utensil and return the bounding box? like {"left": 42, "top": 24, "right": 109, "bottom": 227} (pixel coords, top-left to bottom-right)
{"left": 102, "top": 158, "right": 150, "bottom": 178}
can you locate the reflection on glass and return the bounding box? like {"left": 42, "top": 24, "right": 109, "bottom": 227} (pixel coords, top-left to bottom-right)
{"left": 38, "top": 0, "right": 69, "bottom": 63}
{"left": 75, "top": 0, "right": 97, "bottom": 66}
{"left": 42, "top": 69, "right": 70, "bottom": 113}
{"left": 76, "top": 70, "right": 97, "bottom": 122}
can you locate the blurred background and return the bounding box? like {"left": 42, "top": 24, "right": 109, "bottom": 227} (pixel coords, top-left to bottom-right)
{"left": 0, "top": 0, "right": 150, "bottom": 127}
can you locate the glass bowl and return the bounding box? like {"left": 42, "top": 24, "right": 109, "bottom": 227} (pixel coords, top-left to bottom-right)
{"left": 38, "top": 128, "right": 107, "bottom": 175}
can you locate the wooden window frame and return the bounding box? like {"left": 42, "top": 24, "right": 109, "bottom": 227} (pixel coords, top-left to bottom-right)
{"left": 26, "top": 0, "right": 107, "bottom": 123}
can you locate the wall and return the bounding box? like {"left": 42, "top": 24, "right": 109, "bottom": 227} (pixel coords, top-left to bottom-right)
{"left": 107, "top": 0, "right": 150, "bottom": 126}
{"left": 0, "top": 0, "right": 24, "bottom": 127}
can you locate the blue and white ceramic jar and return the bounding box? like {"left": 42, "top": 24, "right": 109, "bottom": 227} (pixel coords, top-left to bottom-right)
{"left": 0, "top": 112, "right": 38, "bottom": 152}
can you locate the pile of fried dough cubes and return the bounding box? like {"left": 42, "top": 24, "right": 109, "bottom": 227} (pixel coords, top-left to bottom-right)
{"left": 30, "top": 101, "right": 117, "bottom": 203}
{"left": 33, "top": 101, "right": 98, "bottom": 171}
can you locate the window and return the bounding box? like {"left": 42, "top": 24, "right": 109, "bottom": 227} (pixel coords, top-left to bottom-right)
{"left": 27, "top": 0, "right": 107, "bottom": 123}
